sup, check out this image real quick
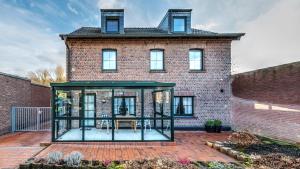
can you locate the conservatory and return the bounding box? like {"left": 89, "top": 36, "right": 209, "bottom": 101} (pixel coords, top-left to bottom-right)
{"left": 51, "top": 81, "right": 175, "bottom": 142}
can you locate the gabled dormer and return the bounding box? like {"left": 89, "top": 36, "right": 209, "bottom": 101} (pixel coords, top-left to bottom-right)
{"left": 101, "top": 9, "right": 124, "bottom": 34}
{"left": 158, "top": 9, "right": 192, "bottom": 34}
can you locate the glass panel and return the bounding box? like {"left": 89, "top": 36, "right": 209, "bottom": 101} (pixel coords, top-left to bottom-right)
{"left": 84, "top": 94, "right": 95, "bottom": 126}
{"left": 189, "top": 50, "right": 202, "bottom": 70}
{"left": 106, "top": 19, "right": 119, "bottom": 32}
{"left": 55, "top": 119, "right": 82, "bottom": 141}
{"left": 55, "top": 90, "right": 81, "bottom": 117}
{"left": 163, "top": 119, "right": 171, "bottom": 138}
{"left": 173, "top": 18, "right": 185, "bottom": 32}
{"left": 114, "top": 97, "right": 136, "bottom": 115}
{"left": 85, "top": 119, "right": 112, "bottom": 141}
{"left": 174, "top": 97, "right": 180, "bottom": 115}
{"left": 84, "top": 89, "right": 113, "bottom": 141}
{"left": 183, "top": 97, "right": 193, "bottom": 115}
{"left": 114, "top": 89, "right": 141, "bottom": 141}
{"left": 144, "top": 119, "right": 169, "bottom": 140}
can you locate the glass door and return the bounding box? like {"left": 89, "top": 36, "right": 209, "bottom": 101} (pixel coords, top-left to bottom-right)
{"left": 84, "top": 93, "right": 96, "bottom": 127}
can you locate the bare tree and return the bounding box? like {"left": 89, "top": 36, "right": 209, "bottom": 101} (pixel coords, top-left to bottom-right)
{"left": 54, "top": 65, "right": 66, "bottom": 83}
{"left": 28, "top": 65, "right": 66, "bottom": 86}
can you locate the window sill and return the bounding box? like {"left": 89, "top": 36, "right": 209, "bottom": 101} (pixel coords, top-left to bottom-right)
{"left": 174, "top": 116, "right": 197, "bottom": 119}
{"left": 102, "top": 70, "right": 118, "bottom": 73}
{"left": 149, "top": 70, "right": 167, "bottom": 73}
{"left": 188, "top": 70, "right": 206, "bottom": 73}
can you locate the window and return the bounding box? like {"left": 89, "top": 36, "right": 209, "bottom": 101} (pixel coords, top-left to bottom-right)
{"left": 173, "top": 17, "right": 186, "bottom": 32}
{"left": 189, "top": 49, "right": 203, "bottom": 70}
{"left": 102, "top": 49, "right": 117, "bottom": 70}
{"left": 174, "top": 96, "right": 193, "bottom": 116}
{"left": 114, "top": 97, "right": 136, "bottom": 115}
{"left": 106, "top": 19, "right": 119, "bottom": 32}
{"left": 150, "top": 50, "right": 164, "bottom": 70}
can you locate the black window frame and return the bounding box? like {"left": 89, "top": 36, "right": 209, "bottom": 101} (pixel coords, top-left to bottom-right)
{"left": 150, "top": 49, "right": 165, "bottom": 71}
{"left": 106, "top": 19, "right": 119, "bottom": 33}
{"left": 189, "top": 49, "right": 204, "bottom": 71}
{"left": 114, "top": 96, "right": 136, "bottom": 116}
{"left": 174, "top": 96, "right": 194, "bottom": 116}
{"left": 172, "top": 16, "right": 186, "bottom": 33}
{"left": 102, "top": 49, "right": 117, "bottom": 71}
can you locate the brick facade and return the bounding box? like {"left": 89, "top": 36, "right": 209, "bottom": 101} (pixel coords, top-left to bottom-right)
{"left": 66, "top": 38, "right": 233, "bottom": 129}
{"left": 232, "top": 62, "right": 300, "bottom": 142}
{"left": 0, "top": 73, "right": 51, "bottom": 135}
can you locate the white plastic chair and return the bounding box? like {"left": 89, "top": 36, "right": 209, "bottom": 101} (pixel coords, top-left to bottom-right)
{"left": 98, "top": 113, "right": 110, "bottom": 134}
{"left": 136, "top": 114, "right": 151, "bottom": 132}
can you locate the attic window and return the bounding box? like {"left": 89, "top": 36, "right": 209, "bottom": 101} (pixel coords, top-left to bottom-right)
{"left": 106, "top": 19, "right": 119, "bottom": 33}
{"left": 173, "top": 17, "right": 186, "bottom": 32}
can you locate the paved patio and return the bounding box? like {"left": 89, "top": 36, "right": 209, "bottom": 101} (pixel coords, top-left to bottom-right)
{"left": 36, "top": 131, "right": 235, "bottom": 162}
{"left": 0, "top": 131, "right": 234, "bottom": 168}
{"left": 0, "top": 132, "right": 50, "bottom": 169}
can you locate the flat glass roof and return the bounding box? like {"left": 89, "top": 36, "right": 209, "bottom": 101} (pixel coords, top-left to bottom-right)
{"left": 51, "top": 81, "right": 176, "bottom": 87}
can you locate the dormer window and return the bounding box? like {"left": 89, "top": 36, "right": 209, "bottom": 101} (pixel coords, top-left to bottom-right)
{"left": 106, "top": 19, "right": 119, "bottom": 33}
{"left": 173, "top": 17, "right": 186, "bottom": 32}
{"left": 101, "top": 9, "right": 124, "bottom": 33}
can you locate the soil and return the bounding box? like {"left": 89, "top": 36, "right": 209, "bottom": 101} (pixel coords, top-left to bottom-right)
{"left": 253, "top": 153, "right": 300, "bottom": 169}
{"left": 224, "top": 142, "right": 300, "bottom": 158}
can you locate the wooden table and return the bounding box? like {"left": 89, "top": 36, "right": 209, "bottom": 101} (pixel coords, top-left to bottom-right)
{"left": 115, "top": 115, "right": 137, "bottom": 132}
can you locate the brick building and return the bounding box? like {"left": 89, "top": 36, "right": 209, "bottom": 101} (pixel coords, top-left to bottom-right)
{"left": 51, "top": 9, "right": 244, "bottom": 142}
{"left": 0, "top": 72, "right": 51, "bottom": 135}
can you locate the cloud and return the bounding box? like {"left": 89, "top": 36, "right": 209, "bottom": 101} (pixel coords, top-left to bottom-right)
{"left": 232, "top": 0, "right": 300, "bottom": 73}
{"left": 97, "top": 0, "right": 121, "bottom": 9}
{"left": 194, "top": 22, "right": 219, "bottom": 31}
{"left": 67, "top": 3, "right": 79, "bottom": 15}
{"left": 0, "top": 3, "right": 65, "bottom": 76}
{"left": 1, "top": 0, "right": 299, "bottom": 77}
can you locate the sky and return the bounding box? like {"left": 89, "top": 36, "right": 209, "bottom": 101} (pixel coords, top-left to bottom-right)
{"left": 0, "top": 0, "right": 299, "bottom": 76}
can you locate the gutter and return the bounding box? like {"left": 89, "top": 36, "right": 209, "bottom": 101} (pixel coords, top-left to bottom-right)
{"left": 59, "top": 33, "right": 245, "bottom": 41}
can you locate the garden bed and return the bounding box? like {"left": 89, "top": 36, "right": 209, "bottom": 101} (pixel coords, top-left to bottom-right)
{"left": 20, "top": 157, "right": 244, "bottom": 169}
{"left": 206, "top": 131, "right": 300, "bottom": 169}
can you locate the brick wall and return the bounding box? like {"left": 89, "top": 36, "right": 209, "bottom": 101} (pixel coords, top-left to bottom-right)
{"left": 31, "top": 84, "right": 51, "bottom": 107}
{"left": 232, "top": 97, "right": 300, "bottom": 143}
{"left": 232, "top": 61, "right": 300, "bottom": 105}
{"left": 232, "top": 62, "right": 300, "bottom": 142}
{"left": 67, "top": 38, "right": 233, "bottom": 129}
{"left": 0, "top": 73, "right": 50, "bottom": 135}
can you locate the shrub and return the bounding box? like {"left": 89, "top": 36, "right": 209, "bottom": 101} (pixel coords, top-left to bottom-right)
{"left": 107, "top": 162, "right": 125, "bottom": 169}
{"left": 178, "top": 158, "right": 191, "bottom": 165}
{"left": 214, "top": 119, "right": 222, "bottom": 127}
{"left": 47, "top": 151, "right": 63, "bottom": 164}
{"left": 64, "top": 151, "right": 84, "bottom": 166}
{"left": 205, "top": 120, "right": 215, "bottom": 127}
{"left": 228, "top": 131, "right": 261, "bottom": 147}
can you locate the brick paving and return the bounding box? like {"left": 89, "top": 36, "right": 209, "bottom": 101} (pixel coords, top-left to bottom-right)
{"left": 36, "top": 131, "right": 235, "bottom": 162}
{"left": 0, "top": 131, "right": 234, "bottom": 168}
{"left": 0, "top": 132, "right": 50, "bottom": 169}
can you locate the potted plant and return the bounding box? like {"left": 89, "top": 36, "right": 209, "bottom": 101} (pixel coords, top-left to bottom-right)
{"left": 205, "top": 120, "right": 215, "bottom": 133}
{"left": 214, "top": 119, "right": 222, "bottom": 133}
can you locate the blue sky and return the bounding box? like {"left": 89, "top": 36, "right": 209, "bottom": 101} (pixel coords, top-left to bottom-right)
{"left": 0, "top": 0, "right": 299, "bottom": 76}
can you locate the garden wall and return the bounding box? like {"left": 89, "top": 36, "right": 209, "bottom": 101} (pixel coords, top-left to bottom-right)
{"left": 0, "top": 72, "right": 50, "bottom": 135}
{"left": 232, "top": 97, "right": 300, "bottom": 143}
{"left": 232, "top": 61, "right": 300, "bottom": 105}
{"left": 231, "top": 61, "right": 300, "bottom": 143}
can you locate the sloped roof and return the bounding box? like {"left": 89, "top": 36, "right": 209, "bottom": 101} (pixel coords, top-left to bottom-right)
{"left": 60, "top": 27, "right": 244, "bottom": 40}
